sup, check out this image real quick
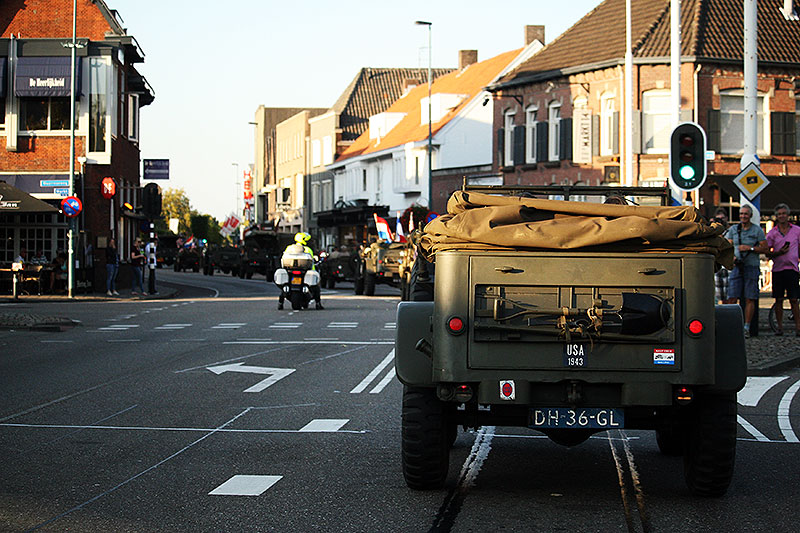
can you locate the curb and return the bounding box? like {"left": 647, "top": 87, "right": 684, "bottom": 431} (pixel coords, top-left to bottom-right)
{"left": 0, "top": 288, "right": 179, "bottom": 304}
{"left": 748, "top": 355, "right": 800, "bottom": 376}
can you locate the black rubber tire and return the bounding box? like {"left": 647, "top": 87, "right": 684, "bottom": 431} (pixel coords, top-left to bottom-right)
{"left": 208, "top": 266, "right": 214, "bottom": 276}
{"left": 354, "top": 274, "right": 364, "bottom": 295}
{"left": 246, "top": 271, "right": 254, "bottom": 279}
{"left": 683, "top": 392, "right": 738, "bottom": 497}
{"left": 174, "top": 263, "right": 179, "bottom": 272}
{"left": 402, "top": 386, "right": 450, "bottom": 490}
{"left": 239, "top": 268, "right": 246, "bottom": 279}
{"left": 364, "top": 272, "right": 376, "bottom": 296}
{"left": 290, "top": 292, "right": 303, "bottom": 311}
{"left": 656, "top": 426, "right": 686, "bottom": 456}
{"left": 192, "top": 265, "right": 199, "bottom": 273}
{"left": 265, "top": 270, "right": 274, "bottom": 283}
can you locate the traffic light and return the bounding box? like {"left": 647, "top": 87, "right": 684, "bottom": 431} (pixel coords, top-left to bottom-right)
{"left": 142, "top": 183, "right": 162, "bottom": 219}
{"left": 669, "top": 122, "right": 707, "bottom": 191}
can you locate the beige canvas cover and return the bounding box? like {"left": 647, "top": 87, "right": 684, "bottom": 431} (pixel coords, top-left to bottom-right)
{"left": 420, "top": 191, "right": 734, "bottom": 269}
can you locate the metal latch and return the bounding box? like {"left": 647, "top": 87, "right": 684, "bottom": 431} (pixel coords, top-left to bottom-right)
{"left": 494, "top": 266, "right": 522, "bottom": 273}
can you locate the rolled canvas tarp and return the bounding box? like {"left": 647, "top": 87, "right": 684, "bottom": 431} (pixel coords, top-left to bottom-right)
{"left": 420, "top": 191, "right": 734, "bottom": 269}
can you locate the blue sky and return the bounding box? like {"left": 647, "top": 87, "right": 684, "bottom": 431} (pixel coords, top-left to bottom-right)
{"left": 111, "top": 0, "right": 602, "bottom": 221}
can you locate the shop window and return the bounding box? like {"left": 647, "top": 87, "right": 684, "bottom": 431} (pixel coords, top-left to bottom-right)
{"left": 20, "top": 97, "right": 69, "bottom": 130}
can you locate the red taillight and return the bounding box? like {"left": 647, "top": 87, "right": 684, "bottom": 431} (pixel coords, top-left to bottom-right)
{"left": 291, "top": 270, "right": 302, "bottom": 275}
{"left": 688, "top": 319, "right": 703, "bottom": 335}
{"left": 447, "top": 316, "right": 465, "bottom": 334}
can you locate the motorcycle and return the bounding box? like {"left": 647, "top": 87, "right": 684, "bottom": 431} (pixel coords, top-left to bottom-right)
{"left": 274, "top": 244, "right": 321, "bottom": 310}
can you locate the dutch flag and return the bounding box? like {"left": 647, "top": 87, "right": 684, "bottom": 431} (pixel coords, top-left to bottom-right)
{"left": 373, "top": 213, "right": 393, "bottom": 242}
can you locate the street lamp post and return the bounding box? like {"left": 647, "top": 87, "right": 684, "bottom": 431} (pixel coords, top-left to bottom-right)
{"left": 415, "top": 20, "right": 433, "bottom": 210}
{"left": 67, "top": 0, "right": 77, "bottom": 298}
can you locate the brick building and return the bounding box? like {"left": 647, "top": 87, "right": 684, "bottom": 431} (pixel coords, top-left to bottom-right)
{"left": 1, "top": 0, "right": 153, "bottom": 288}
{"left": 488, "top": 0, "right": 800, "bottom": 220}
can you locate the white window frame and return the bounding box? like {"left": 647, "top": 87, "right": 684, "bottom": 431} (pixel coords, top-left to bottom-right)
{"left": 600, "top": 93, "right": 615, "bottom": 156}
{"left": 642, "top": 89, "right": 671, "bottom": 154}
{"left": 127, "top": 93, "right": 139, "bottom": 141}
{"left": 503, "top": 110, "right": 515, "bottom": 166}
{"left": 88, "top": 56, "right": 113, "bottom": 163}
{"left": 323, "top": 135, "right": 333, "bottom": 165}
{"left": 795, "top": 108, "right": 800, "bottom": 156}
{"left": 719, "top": 89, "right": 768, "bottom": 155}
{"left": 525, "top": 105, "right": 538, "bottom": 163}
{"left": 311, "top": 139, "right": 321, "bottom": 168}
{"left": 548, "top": 101, "right": 561, "bottom": 162}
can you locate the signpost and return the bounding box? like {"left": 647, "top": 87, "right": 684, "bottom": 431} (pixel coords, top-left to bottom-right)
{"left": 101, "top": 177, "right": 116, "bottom": 199}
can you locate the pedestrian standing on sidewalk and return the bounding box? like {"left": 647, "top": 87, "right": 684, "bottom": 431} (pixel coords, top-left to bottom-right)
{"left": 105, "top": 238, "right": 120, "bottom": 297}
{"left": 765, "top": 203, "right": 800, "bottom": 336}
{"left": 145, "top": 236, "right": 158, "bottom": 294}
{"left": 130, "top": 238, "right": 146, "bottom": 296}
{"left": 724, "top": 205, "right": 767, "bottom": 337}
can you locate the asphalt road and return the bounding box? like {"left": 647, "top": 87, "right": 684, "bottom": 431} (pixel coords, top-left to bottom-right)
{"left": 1, "top": 271, "right": 799, "bottom": 532}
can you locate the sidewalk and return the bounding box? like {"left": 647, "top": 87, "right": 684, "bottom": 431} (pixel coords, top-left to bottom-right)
{"left": 0, "top": 287, "right": 179, "bottom": 331}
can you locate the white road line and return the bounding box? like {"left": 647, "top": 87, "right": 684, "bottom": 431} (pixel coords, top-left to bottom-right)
{"left": 40, "top": 340, "right": 74, "bottom": 343}
{"left": 384, "top": 322, "right": 396, "bottom": 329}
{"left": 298, "top": 419, "right": 349, "bottom": 432}
{"left": 738, "top": 376, "right": 791, "bottom": 406}
{"left": 98, "top": 325, "right": 139, "bottom": 331}
{"left": 0, "top": 422, "right": 368, "bottom": 434}
{"left": 209, "top": 475, "right": 282, "bottom": 496}
{"left": 778, "top": 378, "right": 800, "bottom": 443}
{"left": 303, "top": 338, "right": 339, "bottom": 341}
{"left": 369, "top": 367, "right": 396, "bottom": 394}
{"left": 327, "top": 322, "right": 358, "bottom": 328}
{"left": 737, "top": 415, "right": 770, "bottom": 442}
{"left": 170, "top": 339, "right": 207, "bottom": 342}
{"left": 225, "top": 340, "right": 394, "bottom": 345}
{"left": 269, "top": 323, "right": 302, "bottom": 329}
{"left": 350, "top": 350, "right": 394, "bottom": 394}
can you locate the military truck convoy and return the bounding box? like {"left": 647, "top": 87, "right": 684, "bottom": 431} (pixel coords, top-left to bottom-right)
{"left": 395, "top": 185, "right": 745, "bottom": 497}
{"left": 353, "top": 241, "right": 406, "bottom": 295}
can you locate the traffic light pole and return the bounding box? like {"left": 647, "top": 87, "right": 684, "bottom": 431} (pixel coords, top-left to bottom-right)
{"left": 742, "top": 0, "right": 761, "bottom": 224}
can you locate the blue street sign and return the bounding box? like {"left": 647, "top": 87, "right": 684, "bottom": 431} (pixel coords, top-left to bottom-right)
{"left": 143, "top": 159, "right": 170, "bottom": 180}
{"left": 61, "top": 196, "right": 82, "bottom": 217}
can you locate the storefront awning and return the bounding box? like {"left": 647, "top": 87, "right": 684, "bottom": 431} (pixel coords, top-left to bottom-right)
{"left": 15, "top": 57, "right": 81, "bottom": 98}
{"left": 315, "top": 203, "right": 389, "bottom": 228}
{"left": 0, "top": 57, "right": 6, "bottom": 98}
{"left": 0, "top": 174, "right": 72, "bottom": 196}
{"left": 0, "top": 181, "right": 58, "bottom": 214}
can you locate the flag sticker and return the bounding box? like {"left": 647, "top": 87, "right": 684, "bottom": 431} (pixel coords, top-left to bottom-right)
{"left": 653, "top": 349, "right": 675, "bottom": 365}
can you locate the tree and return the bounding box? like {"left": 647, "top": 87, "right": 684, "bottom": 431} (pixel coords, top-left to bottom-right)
{"left": 190, "top": 214, "right": 223, "bottom": 245}
{"left": 161, "top": 188, "right": 193, "bottom": 234}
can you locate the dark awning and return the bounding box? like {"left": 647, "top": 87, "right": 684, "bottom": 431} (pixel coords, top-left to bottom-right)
{"left": 15, "top": 56, "right": 81, "bottom": 98}
{"left": 315, "top": 203, "right": 389, "bottom": 228}
{"left": 0, "top": 57, "right": 6, "bottom": 98}
{"left": 708, "top": 175, "right": 800, "bottom": 215}
{"left": 0, "top": 174, "right": 72, "bottom": 195}
{"left": 0, "top": 181, "right": 58, "bottom": 214}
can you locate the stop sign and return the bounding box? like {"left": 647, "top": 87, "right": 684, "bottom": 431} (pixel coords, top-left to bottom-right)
{"left": 101, "top": 177, "right": 116, "bottom": 199}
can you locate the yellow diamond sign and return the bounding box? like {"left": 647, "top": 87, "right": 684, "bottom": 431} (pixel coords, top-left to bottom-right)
{"left": 732, "top": 162, "right": 770, "bottom": 200}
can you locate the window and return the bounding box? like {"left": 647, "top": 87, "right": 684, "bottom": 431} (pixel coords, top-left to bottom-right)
{"left": 323, "top": 136, "right": 333, "bottom": 165}
{"left": 375, "top": 165, "right": 382, "bottom": 203}
{"left": 504, "top": 110, "right": 515, "bottom": 166}
{"left": 312, "top": 182, "right": 321, "bottom": 213}
{"left": 525, "top": 105, "right": 538, "bottom": 163}
{"left": 0, "top": 96, "right": 5, "bottom": 126}
{"left": 89, "top": 57, "right": 108, "bottom": 153}
{"left": 548, "top": 101, "right": 561, "bottom": 161}
{"left": 127, "top": 94, "right": 139, "bottom": 141}
{"left": 720, "top": 90, "right": 766, "bottom": 154}
{"left": 796, "top": 110, "right": 800, "bottom": 155}
{"left": 20, "top": 97, "right": 69, "bottom": 130}
{"left": 642, "top": 90, "right": 671, "bottom": 153}
{"left": 414, "top": 156, "right": 421, "bottom": 185}
{"left": 312, "top": 139, "right": 321, "bottom": 168}
{"left": 362, "top": 169, "right": 367, "bottom": 192}
{"left": 600, "top": 93, "right": 615, "bottom": 156}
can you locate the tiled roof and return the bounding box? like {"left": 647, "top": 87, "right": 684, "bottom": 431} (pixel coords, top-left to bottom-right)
{"left": 336, "top": 49, "right": 522, "bottom": 163}
{"left": 496, "top": 0, "right": 800, "bottom": 88}
{"left": 332, "top": 67, "right": 454, "bottom": 142}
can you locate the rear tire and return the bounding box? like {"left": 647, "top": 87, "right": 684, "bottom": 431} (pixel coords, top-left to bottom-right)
{"left": 364, "top": 272, "right": 376, "bottom": 296}
{"left": 327, "top": 277, "right": 336, "bottom": 289}
{"left": 290, "top": 292, "right": 303, "bottom": 311}
{"left": 246, "top": 271, "right": 254, "bottom": 279}
{"left": 402, "top": 386, "right": 450, "bottom": 490}
{"left": 683, "top": 392, "right": 738, "bottom": 496}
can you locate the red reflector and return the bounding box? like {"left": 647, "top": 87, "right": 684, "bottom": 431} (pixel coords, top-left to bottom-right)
{"left": 688, "top": 320, "right": 703, "bottom": 335}
{"left": 291, "top": 270, "right": 302, "bottom": 275}
{"left": 448, "top": 317, "right": 464, "bottom": 332}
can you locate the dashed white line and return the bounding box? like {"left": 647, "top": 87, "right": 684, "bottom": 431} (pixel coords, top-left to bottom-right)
{"left": 212, "top": 323, "right": 246, "bottom": 330}
{"left": 369, "top": 367, "right": 396, "bottom": 394}
{"left": 350, "top": 350, "right": 394, "bottom": 394}
{"left": 269, "top": 322, "right": 302, "bottom": 329}
{"left": 327, "top": 322, "right": 358, "bottom": 329}
{"left": 209, "top": 475, "right": 282, "bottom": 496}
{"left": 298, "top": 419, "right": 349, "bottom": 432}
{"left": 156, "top": 324, "right": 193, "bottom": 330}
{"left": 384, "top": 322, "right": 396, "bottom": 329}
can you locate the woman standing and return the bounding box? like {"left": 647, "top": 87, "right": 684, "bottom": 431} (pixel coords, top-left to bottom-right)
{"left": 130, "top": 238, "right": 146, "bottom": 296}
{"left": 105, "top": 238, "right": 120, "bottom": 297}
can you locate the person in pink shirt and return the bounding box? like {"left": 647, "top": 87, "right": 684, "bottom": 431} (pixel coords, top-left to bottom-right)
{"left": 765, "top": 203, "right": 800, "bottom": 335}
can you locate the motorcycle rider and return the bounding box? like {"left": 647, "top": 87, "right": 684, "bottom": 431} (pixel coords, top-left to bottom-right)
{"left": 278, "top": 232, "right": 324, "bottom": 310}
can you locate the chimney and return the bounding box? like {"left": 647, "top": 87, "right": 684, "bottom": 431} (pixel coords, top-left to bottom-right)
{"left": 402, "top": 78, "right": 420, "bottom": 95}
{"left": 525, "top": 25, "right": 545, "bottom": 46}
{"left": 458, "top": 50, "right": 478, "bottom": 70}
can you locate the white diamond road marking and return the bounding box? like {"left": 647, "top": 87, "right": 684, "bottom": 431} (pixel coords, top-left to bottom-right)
{"left": 156, "top": 324, "right": 193, "bottom": 330}
{"left": 212, "top": 323, "right": 246, "bottom": 329}
{"left": 270, "top": 323, "right": 302, "bottom": 329}
{"left": 209, "top": 475, "right": 282, "bottom": 496}
{"left": 384, "top": 322, "right": 396, "bottom": 329}
{"left": 298, "top": 419, "right": 349, "bottom": 432}
{"left": 327, "top": 322, "right": 358, "bottom": 329}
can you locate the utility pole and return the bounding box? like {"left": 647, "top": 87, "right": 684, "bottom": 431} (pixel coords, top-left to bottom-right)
{"left": 415, "top": 21, "right": 433, "bottom": 210}
{"left": 669, "top": 0, "right": 683, "bottom": 205}
{"left": 742, "top": 0, "right": 760, "bottom": 224}
{"left": 67, "top": 0, "right": 77, "bottom": 298}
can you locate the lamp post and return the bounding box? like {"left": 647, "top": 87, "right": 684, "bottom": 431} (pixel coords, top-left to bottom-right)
{"left": 415, "top": 20, "right": 433, "bottom": 210}
{"left": 67, "top": 0, "right": 77, "bottom": 298}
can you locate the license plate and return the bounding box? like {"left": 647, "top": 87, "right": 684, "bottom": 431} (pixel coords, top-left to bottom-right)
{"left": 530, "top": 408, "right": 624, "bottom": 429}
{"left": 290, "top": 277, "right": 303, "bottom": 285}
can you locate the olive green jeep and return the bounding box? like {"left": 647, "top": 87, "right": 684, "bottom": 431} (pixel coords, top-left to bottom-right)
{"left": 395, "top": 185, "right": 745, "bottom": 497}
{"left": 354, "top": 241, "right": 405, "bottom": 296}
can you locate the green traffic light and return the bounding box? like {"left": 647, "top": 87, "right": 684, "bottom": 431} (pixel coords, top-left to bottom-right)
{"left": 679, "top": 165, "right": 695, "bottom": 180}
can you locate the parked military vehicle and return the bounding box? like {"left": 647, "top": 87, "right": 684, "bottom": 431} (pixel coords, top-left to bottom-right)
{"left": 397, "top": 236, "right": 418, "bottom": 301}
{"left": 202, "top": 244, "right": 240, "bottom": 276}
{"left": 156, "top": 234, "right": 179, "bottom": 268}
{"left": 319, "top": 245, "right": 359, "bottom": 289}
{"left": 395, "top": 185, "right": 744, "bottom": 497}
{"left": 174, "top": 246, "right": 200, "bottom": 272}
{"left": 354, "top": 241, "right": 404, "bottom": 296}
{"left": 238, "top": 229, "right": 292, "bottom": 280}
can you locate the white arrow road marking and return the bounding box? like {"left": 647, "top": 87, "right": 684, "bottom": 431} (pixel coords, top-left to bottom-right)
{"left": 298, "top": 419, "right": 349, "bottom": 432}
{"left": 207, "top": 363, "right": 295, "bottom": 393}
{"left": 209, "top": 475, "right": 282, "bottom": 496}
{"left": 350, "top": 350, "right": 394, "bottom": 394}
{"left": 778, "top": 378, "right": 800, "bottom": 443}
{"left": 738, "top": 376, "right": 791, "bottom": 406}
